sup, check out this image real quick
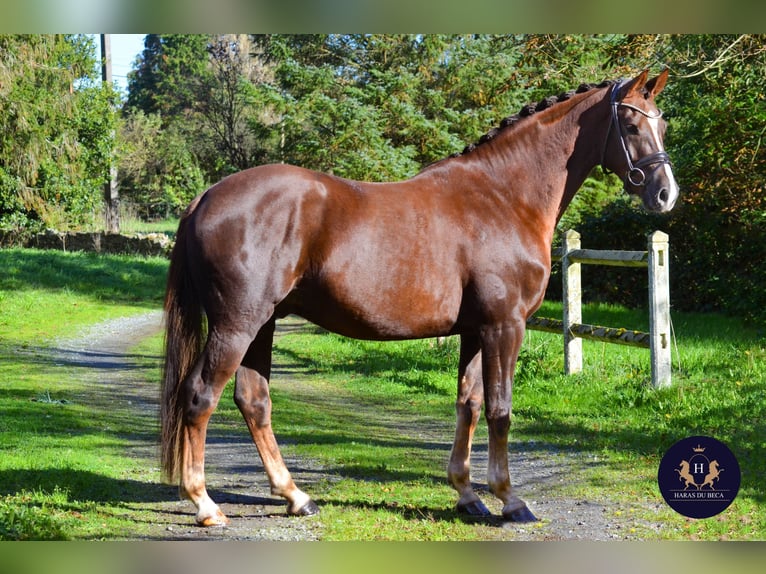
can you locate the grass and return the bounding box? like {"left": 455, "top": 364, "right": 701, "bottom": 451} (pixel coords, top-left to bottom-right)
{"left": 1, "top": 246, "right": 764, "bottom": 540}
{"left": 118, "top": 217, "right": 179, "bottom": 236}
{"left": 0, "top": 248, "right": 170, "bottom": 540}
{"left": 221, "top": 305, "right": 766, "bottom": 541}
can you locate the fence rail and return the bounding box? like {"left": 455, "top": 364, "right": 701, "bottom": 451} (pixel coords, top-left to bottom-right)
{"left": 526, "top": 229, "right": 671, "bottom": 388}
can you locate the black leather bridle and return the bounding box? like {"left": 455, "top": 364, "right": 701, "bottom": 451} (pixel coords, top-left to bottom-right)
{"left": 603, "top": 80, "right": 671, "bottom": 188}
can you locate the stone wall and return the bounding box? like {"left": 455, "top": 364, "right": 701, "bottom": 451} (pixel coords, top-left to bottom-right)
{"left": 0, "top": 229, "right": 174, "bottom": 257}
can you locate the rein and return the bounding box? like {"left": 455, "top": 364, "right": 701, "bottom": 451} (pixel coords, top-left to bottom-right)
{"left": 603, "top": 81, "right": 671, "bottom": 187}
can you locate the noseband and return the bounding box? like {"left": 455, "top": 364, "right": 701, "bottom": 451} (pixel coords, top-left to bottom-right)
{"left": 603, "top": 81, "right": 671, "bottom": 187}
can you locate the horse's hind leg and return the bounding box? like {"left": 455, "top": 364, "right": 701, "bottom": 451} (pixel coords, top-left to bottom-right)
{"left": 179, "top": 329, "right": 251, "bottom": 526}
{"left": 448, "top": 334, "right": 491, "bottom": 517}
{"left": 234, "top": 319, "right": 318, "bottom": 516}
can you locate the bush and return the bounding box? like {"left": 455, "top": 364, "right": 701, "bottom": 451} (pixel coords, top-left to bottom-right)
{"left": 555, "top": 197, "right": 766, "bottom": 331}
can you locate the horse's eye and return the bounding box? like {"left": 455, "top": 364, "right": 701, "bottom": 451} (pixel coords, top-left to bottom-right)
{"left": 626, "top": 124, "right": 640, "bottom": 135}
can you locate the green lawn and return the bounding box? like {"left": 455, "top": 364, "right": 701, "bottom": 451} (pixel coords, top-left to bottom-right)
{"left": 1, "top": 247, "right": 763, "bottom": 540}
{"left": 0, "top": 248, "right": 169, "bottom": 540}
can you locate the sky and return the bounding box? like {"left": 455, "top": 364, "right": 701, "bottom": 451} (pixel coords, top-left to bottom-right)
{"left": 99, "top": 34, "right": 146, "bottom": 93}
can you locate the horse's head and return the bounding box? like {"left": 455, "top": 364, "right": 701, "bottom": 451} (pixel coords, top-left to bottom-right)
{"left": 602, "top": 69, "right": 679, "bottom": 213}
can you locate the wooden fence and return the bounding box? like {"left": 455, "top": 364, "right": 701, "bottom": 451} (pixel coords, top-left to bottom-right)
{"left": 527, "top": 229, "right": 671, "bottom": 388}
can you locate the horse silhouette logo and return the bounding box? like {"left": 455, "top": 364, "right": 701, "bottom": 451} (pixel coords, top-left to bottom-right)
{"left": 676, "top": 458, "right": 724, "bottom": 490}
{"left": 675, "top": 460, "right": 698, "bottom": 490}
{"left": 658, "top": 436, "right": 740, "bottom": 519}
{"left": 699, "top": 460, "right": 723, "bottom": 490}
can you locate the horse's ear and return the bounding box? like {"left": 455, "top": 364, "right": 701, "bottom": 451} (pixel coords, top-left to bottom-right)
{"left": 645, "top": 69, "right": 669, "bottom": 99}
{"left": 616, "top": 69, "right": 649, "bottom": 101}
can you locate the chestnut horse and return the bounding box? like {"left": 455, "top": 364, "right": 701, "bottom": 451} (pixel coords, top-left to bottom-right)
{"left": 161, "top": 70, "right": 678, "bottom": 526}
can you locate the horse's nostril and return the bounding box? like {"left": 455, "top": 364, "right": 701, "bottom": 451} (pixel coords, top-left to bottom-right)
{"left": 659, "top": 188, "right": 669, "bottom": 203}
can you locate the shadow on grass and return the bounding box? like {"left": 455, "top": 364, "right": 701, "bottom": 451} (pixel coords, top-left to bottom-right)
{"left": 0, "top": 340, "right": 163, "bottom": 443}
{"left": 12, "top": 344, "right": 163, "bottom": 372}
{"left": 513, "top": 405, "right": 765, "bottom": 506}
{"left": 0, "top": 468, "right": 174, "bottom": 504}
{"left": 271, "top": 318, "right": 766, "bottom": 511}
{"left": 274, "top": 342, "right": 457, "bottom": 396}
{"left": 313, "top": 495, "right": 513, "bottom": 528}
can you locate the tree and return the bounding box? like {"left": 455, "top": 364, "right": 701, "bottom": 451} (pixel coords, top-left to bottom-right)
{"left": 120, "top": 34, "right": 646, "bottom": 216}
{"left": 118, "top": 33, "right": 766, "bottom": 326}
{"left": 0, "top": 34, "right": 115, "bottom": 231}
{"left": 192, "top": 34, "right": 277, "bottom": 178}
{"left": 116, "top": 110, "right": 206, "bottom": 220}
{"left": 125, "top": 34, "right": 211, "bottom": 122}
{"left": 122, "top": 34, "right": 277, "bottom": 198}
{"left": 662, "top": 35, "right": 766, "bottom": 325}
{"left": 252, "top": 35, "right": 529, "bottom": 181}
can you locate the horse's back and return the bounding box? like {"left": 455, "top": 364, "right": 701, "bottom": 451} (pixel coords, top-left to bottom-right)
{"left": 186, "top": 164, "right": 468, "bottom": 339}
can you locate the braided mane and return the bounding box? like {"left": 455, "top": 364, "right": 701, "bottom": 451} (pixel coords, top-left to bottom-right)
{"left": 451, "top": 79, "right": 616, "bottom": 158}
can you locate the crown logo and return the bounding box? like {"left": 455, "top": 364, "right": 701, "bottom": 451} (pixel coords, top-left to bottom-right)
{"left": 692, "top": 444, "right": 706, "bottom": 453}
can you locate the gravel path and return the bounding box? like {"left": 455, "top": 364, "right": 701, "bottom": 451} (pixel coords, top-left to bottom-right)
{"left": 54, "top": 311, "right": 667, "bottom": 540}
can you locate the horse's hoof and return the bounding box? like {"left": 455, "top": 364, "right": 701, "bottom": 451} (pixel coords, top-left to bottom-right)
{"left": 503, "top": 505, "right": 538, "bottom": 523}
{"left": 197, "top": 511, "right": 230, "bottom": 527}
{"left": 456, "top": 500, "right": 491, "bottom": 517}
{"left": 289, "top": 500, "right": 320, "bottom": 517}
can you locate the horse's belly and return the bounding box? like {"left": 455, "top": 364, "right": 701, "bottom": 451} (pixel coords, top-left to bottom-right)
{"left": 279, "top": 278, "right": 462, "bottom": 341}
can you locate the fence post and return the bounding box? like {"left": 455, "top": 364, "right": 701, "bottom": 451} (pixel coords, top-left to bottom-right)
{"left": 562, "top": 229, "right": 582, "bottom": 374}
{"left": 648, "top": 231, "right": 671, "bottom": 388}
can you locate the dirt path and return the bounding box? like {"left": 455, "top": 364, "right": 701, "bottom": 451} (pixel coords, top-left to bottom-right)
{"left": 58, "top": 312, "right": 666, "bottom": 540}
{"left": 55, "top": 311, "right": 324, "bottom": 541}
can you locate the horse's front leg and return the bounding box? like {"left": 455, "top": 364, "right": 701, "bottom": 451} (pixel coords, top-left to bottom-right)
{"left": 481, "top": 321, "right": 538, "bottom": 523}
{"left": 448, "top": 334, "right": 490, "bottom": 517}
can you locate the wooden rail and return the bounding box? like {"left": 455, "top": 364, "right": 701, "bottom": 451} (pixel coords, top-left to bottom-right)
{"left": 527, "top": 229, "right": 671, "bottom": 388}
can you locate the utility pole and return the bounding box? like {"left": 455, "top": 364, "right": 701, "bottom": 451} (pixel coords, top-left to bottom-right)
{"left": 100, "top": 34, "right": 120, "bottom": 233}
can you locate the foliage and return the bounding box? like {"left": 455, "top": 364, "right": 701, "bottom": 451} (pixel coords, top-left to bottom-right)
{"left": 125, "top": 34, "right": 210, "bottom": 121}
{"left": 663, "top": 36, "right": 766, "bottom": 327}
{"left": 116, "top": 110, "right": 206, "bottom": 219}
{"left": 3, "top": 34, "right": 766, "bottom": 326}
{"left": 567, "top": 35, "right": 766, "bottom": 329}
{"left": 124, "top": 34, "right": 277, "bottom": 199}
{"left": 0, "top": 35, "right": 115, "bottom": 231}
{"left": 253, "top": 35, "right": 632, "bottom": 182}
{"left": 191, "top": 35, "right": 268, "bottom": 178}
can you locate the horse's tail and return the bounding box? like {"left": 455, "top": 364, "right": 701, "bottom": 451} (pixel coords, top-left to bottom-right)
{"left": 160, "top": 194, "right": 206, "bottom": 484}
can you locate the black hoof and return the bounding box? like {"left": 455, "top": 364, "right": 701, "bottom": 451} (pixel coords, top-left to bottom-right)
{"left": 289, "top": 500, "right": 320, "bottom": 517}
{"left": 504, "top": 505, "right": 538, "bottom": 523}
{"left": 456, "top": 500, "right": 491, "bottom": 517}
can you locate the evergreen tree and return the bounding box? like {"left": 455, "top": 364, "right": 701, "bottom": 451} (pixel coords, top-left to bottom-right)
{"left": 126, "top": 34, "right": 211, "bottom": 121}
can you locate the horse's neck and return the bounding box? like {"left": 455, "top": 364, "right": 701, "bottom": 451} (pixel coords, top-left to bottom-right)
{"left": 467, "top": 88, "right": 609, "bottom": 228}
{"left": 555, "top": 92, "right": 611, "bottom": 222}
